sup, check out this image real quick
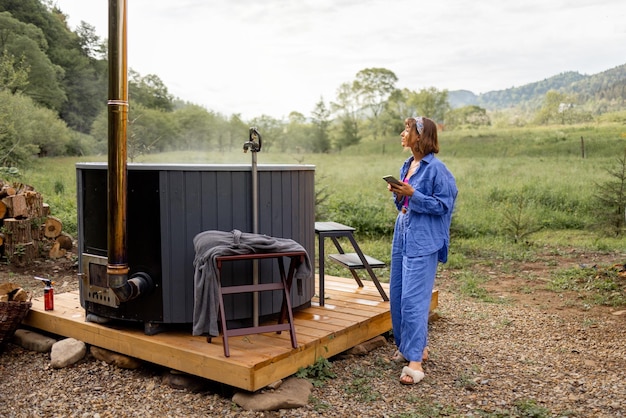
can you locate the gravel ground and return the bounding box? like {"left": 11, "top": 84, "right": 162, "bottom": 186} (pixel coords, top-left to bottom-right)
{"left": 1, "top": 286, "right": 625, "bottom": 417}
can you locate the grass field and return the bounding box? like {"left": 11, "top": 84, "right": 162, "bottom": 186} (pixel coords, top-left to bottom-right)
{"left": 13, "top": 123, "right": 626, "bottom": 291}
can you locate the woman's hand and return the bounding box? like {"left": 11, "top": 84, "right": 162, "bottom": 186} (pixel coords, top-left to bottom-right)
{"left": 389, "top": 182, "right": 414, "bottom": 197}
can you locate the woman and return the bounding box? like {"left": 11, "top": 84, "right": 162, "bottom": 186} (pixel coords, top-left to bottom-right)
{"left": 387, "top": 116, "right": 457, "bottom": 385}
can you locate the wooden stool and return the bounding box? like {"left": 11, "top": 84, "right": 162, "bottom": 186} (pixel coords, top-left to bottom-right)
{"left": 315, "top": 221, "right": 389, "bottom": 306}
{"left": 212, "top": 251, "right": 305, "bottom": 357}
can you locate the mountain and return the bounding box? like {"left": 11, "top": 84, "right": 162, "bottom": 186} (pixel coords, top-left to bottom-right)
{"left": 448, "top": 64, "right": 626, "bottom": 112}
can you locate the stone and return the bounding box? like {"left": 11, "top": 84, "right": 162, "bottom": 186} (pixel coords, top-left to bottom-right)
{"left": 232, "top": 377, "right": 313, "bottom": 411}
{"left": 265, "top": 379, "right": 283, "bottom": 390}
{"left": 583, "top": 359, "right": 598, "bottom": 367}
{"left": 162, "top": 370, "right": 210, "bottom": 393}
{"left": 344, "top": 335, "right": 387, "bottom": 356}
{"left": 12, "top": 329, "right": 56, "bottom": 353}
{"left": 50, "top": 338, "right": 86, "bottom": 369}
{"left": 90, "top": 346, "right": 142, "bottom": 369}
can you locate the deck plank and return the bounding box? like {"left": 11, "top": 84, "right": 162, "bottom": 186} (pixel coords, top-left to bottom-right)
{"left": 20, "top": 275, "right": 436, "bottom": 392}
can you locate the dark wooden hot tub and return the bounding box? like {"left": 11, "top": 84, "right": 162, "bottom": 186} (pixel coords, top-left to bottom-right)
{"left": 76, "top": 163, "right": 315, "bottom": 334}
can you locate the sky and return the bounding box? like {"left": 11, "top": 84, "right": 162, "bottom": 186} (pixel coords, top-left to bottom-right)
{"left": 54, "top": 0, "right": 626, "bottom": 120}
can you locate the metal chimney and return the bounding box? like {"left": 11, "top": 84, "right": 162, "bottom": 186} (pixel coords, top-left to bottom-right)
{"left": 107, "top": 0, "right": 152, "bottom": 302}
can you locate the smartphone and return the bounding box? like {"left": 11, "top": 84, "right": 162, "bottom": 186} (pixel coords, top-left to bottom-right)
{"left": 382, "top": 175, "right": 403, "bottom": 186}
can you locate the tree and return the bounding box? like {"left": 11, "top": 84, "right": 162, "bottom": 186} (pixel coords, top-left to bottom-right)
{"left": 380, "top": 88, "right": 412, "bottom": 138}
{"left": 446, "top": 105, "right": 491, "bottom": 130}
{"left": 91, "top": 103, "right": 179, "bottom": 159}
{"left": 332, "top": 82, "right": 361, "bottom": 149}
{"left": 354, "top": 68, "right": 398, "bottom": 140}
{"left": 284, "top": 111, "right": 311, "bottom": 154}
{"left": 335, "top": 117, "right": 360, "bottom": 150}
{"left": 0, "top": 48, "right": 30, "bottom": 93}
{"left": 247, "top": 115, "right": 284, "bottom": 153}
{"left": 55, "top": 20, "right": 107, "bottom": 133}
{"left": 0, "top": 89, "right": 73, "bottom": 167}
{"left": 534, "top": 90, "right": 567, "bottom": 125}
{"left": 129, "top": 70, "right": 174, "bottom": 112}
{"left": 0, "top": 12, "right": 66, "bottom": 111}
{"left": 0, "top": 3, "right": 108, "bottom": 133}
{"left": 175, "top": 104, "right": 219, "bottom": 150}
{"left": 75, "top": 21, "right": 105, "bottom": 60}
{"left": 594, "top": 148, "right": 626, "bottom": 236}
{"left": 58, "top": 46, "right": 106, "bottom": 134}
{"left": 407, "top": 87, "right": 449, "bottom": 123}
{"left": 310, "top": 98, "right": 330, "bottom": 153}
{"left": 127, "top": 104, "right": 178, "bottom": 158}
{"left": 47, "top": 8, "right": 107, "bottom": 134}
{"left": 223, "top": 114, "right": 248, "bottom": 152}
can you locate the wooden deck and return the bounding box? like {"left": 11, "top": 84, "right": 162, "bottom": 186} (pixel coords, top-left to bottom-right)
{"left": 22, "top": 276, "right": 436, "bottom": 392}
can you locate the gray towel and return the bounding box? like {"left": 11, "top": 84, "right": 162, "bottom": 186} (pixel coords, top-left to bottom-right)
{"left": 192, "top": 229, "right": 312, "bottom": 337}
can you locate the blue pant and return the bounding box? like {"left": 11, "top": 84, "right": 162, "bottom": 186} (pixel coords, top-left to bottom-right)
{"left": 390, "top": 212, "right": 438, "bottom": 362}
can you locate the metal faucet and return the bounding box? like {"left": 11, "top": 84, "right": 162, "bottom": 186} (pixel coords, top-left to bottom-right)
{"left": 243, "top": 127, "right": 262, "bottom": 153}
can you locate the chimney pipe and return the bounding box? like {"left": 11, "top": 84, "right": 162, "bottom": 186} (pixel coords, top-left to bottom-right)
{"left": 107, "top": 0, "right": 152, "bottom": 302}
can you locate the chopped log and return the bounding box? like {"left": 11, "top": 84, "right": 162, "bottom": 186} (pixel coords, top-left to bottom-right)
{"left": 9, "top": 241, "right": 37, "bottom": 266}
{"left": 13, "top": 182, "right": 34, "bottom": 195}
{"left": 44, "top": 216, "right": 63, "bottom": 239}
{"left": 30, "top": 221, "right": 44, "bottom": 241}
{"left": 3, "top": 218, "right": 35, "bottom": 265}
{"left": 2, "top": 194, "right": 28, "bottom": 218}
{"left": 49, "top": 241, "right": 66, "bottom": 259}
{"left": 3, "top": 218, "right": 33, "bottom": 248}
{"left": 42, "top": 203, "right": 50, "bottom": 217}
{"left": 0, "top": 184, "right": 16, "bottom": 198}
{"left": 0, "top": 284, "right": 29, "bottom": 301}
{"left": 0, "top": 232, "right": 4, "bottom": 247}
{"left": 56, "top": 232, "right": 73, "bottom": 250}
{"left": 12, "top": 288, "right": 29, "bottom": 301}
{"left": 0, "top": 200, "right": 6, "bottom": 219}
{"left": 24, "top": 190, "right": 44, "bottom": 218}
{"left": 0, "top": 282, "right": 21, "bottom": 296}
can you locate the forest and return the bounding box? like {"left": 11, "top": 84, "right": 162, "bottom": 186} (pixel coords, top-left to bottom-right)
{"left": 1, "top": 0, "right": 626, "bottom": 171}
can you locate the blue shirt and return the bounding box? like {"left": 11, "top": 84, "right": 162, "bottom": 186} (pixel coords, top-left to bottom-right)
{"left": 393, "top": 153, "right": 458, "bottom": 262}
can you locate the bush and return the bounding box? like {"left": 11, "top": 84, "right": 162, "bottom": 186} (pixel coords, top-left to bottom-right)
{"left": 324, "top": 195, "right": 395, "bottom": 237}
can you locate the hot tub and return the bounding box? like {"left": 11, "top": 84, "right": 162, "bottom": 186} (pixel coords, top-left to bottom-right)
{"left": 76, "top": 163, "right": 316, "bottom": 334}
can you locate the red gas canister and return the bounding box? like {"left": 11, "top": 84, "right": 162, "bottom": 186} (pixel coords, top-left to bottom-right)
{"left": 35, "top": 277, "right": 54, "bottom": 311}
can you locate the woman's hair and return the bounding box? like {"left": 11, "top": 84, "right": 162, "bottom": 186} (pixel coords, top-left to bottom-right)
{"left": 406, "top": 117, "right": 439, "bottom": 155}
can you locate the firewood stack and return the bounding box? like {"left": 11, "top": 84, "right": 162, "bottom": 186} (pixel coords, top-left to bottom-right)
{"left": 0, "top": 180, "right": 73, "bottom": 267}
{"left": 0, "top": 282, "right": 29, "bottom": 302}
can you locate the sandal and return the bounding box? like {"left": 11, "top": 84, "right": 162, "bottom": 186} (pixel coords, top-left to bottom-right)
{"left": 399, "top": 366, "right": 425, "bottom": 385}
